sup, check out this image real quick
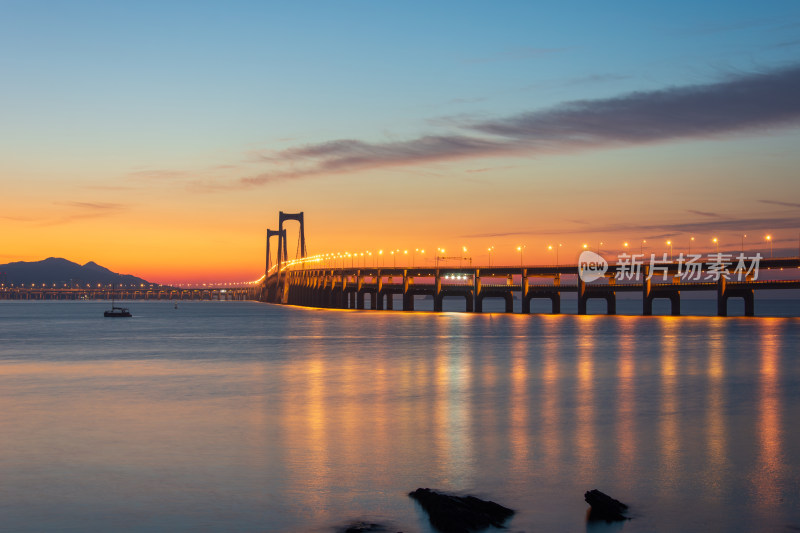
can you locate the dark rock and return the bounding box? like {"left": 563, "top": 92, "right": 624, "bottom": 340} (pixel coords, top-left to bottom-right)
{"left": 338, "top": 521, "right": 397, "bottom": 533}
{"left": 408, "top": 488, "right": 515, "bottom": 533}
{"left": 584, "top": 489, "right": 629, "bottom": 522}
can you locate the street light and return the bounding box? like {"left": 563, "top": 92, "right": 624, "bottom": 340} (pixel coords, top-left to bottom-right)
{"left": 488, "top": 246, "right": 494, "bottom": 267}
{"left": 766, "top": 235, "right": 773, "bottom": 258}
{"left": 689, "top": 236, "right": 695, "bottom": 255}
{"left": 713, "top": 237, "right": 719, "bottom": 253}
{"left": 641, "top": 240, "right": 646, "bottom": 254}
{"left": 517, "top": 245, "right": 526, "bottom": 267}
{"left": 667, "top": 240, "right": 672, "bottom": 261}
{"left": 741, "top": 234, "right": 747, "bottom": 254}
{"left": 413, "top": 248, "right": 424, "bottom": 267}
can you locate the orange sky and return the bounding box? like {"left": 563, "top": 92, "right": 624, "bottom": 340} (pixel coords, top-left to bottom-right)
{"left": 3, "top": 4, "right": 800, "bottom": 284}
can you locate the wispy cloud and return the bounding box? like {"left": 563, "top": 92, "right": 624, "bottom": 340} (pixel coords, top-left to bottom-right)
{"left": 10, "top": 201, "right": 130, "bottom": 227}
{"left": 240, "top": 136, "right": 513, "bottom": 187}
{"left": 129, "top": 169, "right": 190, "bottom": 180}
{"left": 56, "top": 201, "right": 126, "bottom": 210}
{"left": 687, "top": 209, "right": 721, "bottom": 218}
{"left": 459, "top": 214, "right": 800, "bottom": 239}
{"left": 228, "top": 65, "right": 800, "bottom": 189}
{"left": 470, "top": 65, "right": 800, "bottom": 144}
{"left": 465, "top": 165, "right": 516, "bottom": 174}
{"left": 563, "top": 73, "right": 632, "bottom": 86}
{"left": 774, "top": 38, "right": 800, "bottom": 48}
{"left": 760, "top": 199, "right": 800, "bottom": 208}
{"left": 464, "top": 46, "right": 567, "bottom": 64}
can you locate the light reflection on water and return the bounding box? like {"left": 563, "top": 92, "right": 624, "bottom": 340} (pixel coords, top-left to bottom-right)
{"left": 1, "top": 301, "right": 799, "bottom": 532}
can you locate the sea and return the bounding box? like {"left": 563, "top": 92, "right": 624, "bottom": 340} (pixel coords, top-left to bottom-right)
{"left": 0, "top": 298, "right": 799, "bottom": 532}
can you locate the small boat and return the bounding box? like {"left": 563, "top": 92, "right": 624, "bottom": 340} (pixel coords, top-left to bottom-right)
{"left": 104, "top": 306, "right": 132, "bottom": 318}
{"left": 104, "top": 286, "right": 132, "bottom": 317}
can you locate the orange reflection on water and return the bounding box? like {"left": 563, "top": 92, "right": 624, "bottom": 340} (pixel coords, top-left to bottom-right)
{"left": 704, "top": 319, "right": 728, "bottom": 500}
{"left": 575, "top": 316, "right": 597, "bottom": 478}
{"left": 508, "top": 317, "right": 530, "bottom": 469}
{"left": 753, "top": 320, "right": 784, "bottom": 507}
{"left": 281, "top": 355, "right": 330, "bottom": 515}
{"left": 432, "top": 318, "right": 474, "bottom": 488}
{"left": 615, "top": 317, "right": 637, "bottom": 484}
{"left": 658, "top": 318, "right": 681, "bottom": 494}
{"left": 539, "top": 318, "right": 562, "bottom": 466}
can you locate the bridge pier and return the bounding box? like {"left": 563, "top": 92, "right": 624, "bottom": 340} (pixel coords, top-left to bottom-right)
{"left": 376, "top": 270, "right": 384, "bottom": 310}
{"left": 476, "top": 291, "right": 513, "bottom": 313}
{"left": 403, "top": 270, "right": 413, "bottom": 311}
{"left": 357, "top": 273, "right": 365, "bottom": 309}
{"left": 578, "top": 277, "right": 616, "bottom": 315}
{"left": 473, "top": 268, "right": 482, "bottom": 312}
{"left": 718, "top": 277, "right": 755, "bottom": 317}
{"left": 524, "top": 292, "right": 561, "bottom": 314}
{"left": 643, "top": 291, "right": 681, "bottom": 316}
{"left": 434, "top": 270, "right": 442, "bottom": 312}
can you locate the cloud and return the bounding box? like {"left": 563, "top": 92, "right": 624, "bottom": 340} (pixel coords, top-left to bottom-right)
{"left": 470, "top": 65, "right": 800, "bottom": 144}
{"left": 230, "top": 64, "right": 800, "bottom": 189}
{"left": 774, "top": 38, "right": 800, "bottom": 48}
{"left": 687, "top": 209, "right": 721, "bottom": 218}
{"left": 563, "top": 73, "right": 632, "bottom": 85}
{"left": 446, "top": 96, "right": 489, "bottom": 106}
{"left": 459, "top": 214, "right": 800, "bottom": 239}
{"left": 56, "top": 201, "right": 126, "bottom": 210}
{"left": 759, "top": 199, "right": 800, "bottom": 208}
{"left": 241, "top": 136, "right": 513, "bottom": 187}
{"left": 465, "top": 165, "right": 516, "bottom": 174}
{"left": 464, "top": 46, "right": 567, "bottom": 64}
{"left": 9, "top": 201, "right": 131, "bottom": 227}
{"left": 129, "top": 169, "right": 189, "bottom": 180}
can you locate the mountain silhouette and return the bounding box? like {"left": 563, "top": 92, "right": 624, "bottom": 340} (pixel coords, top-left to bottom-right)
{"left": 0, "top": 257, "right": 150, "bottom": 286}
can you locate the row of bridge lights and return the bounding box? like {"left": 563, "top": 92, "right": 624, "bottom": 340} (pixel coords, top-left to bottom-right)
{"left": 1, "top": 282, "right": 259, "bottom": 289}
{"left": 273, "top": 234, "right": 783, "bottom": 273}
{"left": 2, "top": 283, "right": 161, "bottom": 289}
{"left": 509, "top": 235, "right": 776, "bottom": 267}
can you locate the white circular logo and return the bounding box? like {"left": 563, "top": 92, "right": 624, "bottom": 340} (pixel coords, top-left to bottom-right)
{"left": 578, "top": 251, "right": 608, "bottom": 282}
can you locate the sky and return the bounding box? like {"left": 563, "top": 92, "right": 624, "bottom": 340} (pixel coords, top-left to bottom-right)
{"left": 2, "top": 1, "right": 800, "bottom": 284}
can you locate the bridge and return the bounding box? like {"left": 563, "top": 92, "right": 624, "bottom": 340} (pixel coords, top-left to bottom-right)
{"left": 261, "top": 211, "right": 800, "bottom": 316}
{"left": 0, "top": 286, "right": 259, "bottom": 301}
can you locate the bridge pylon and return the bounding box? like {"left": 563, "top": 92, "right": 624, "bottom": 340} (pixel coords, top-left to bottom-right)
{"left": 277, "top": 211, "right": 306, "bottom": 268}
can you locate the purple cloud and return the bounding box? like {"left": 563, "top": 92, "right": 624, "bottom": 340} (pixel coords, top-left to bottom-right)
{"left": 760, "top": 199, "right": 800, "bottom": 208}
{"left": 470, "top": 65, "right": 800, "bottom": 144}
{"left": 237, "top": 65, "right": 800, "bottom": 187}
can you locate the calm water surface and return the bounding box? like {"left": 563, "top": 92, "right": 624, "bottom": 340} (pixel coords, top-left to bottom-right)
{"left": 1, "top": 301, "right": 799, "bottom": 532}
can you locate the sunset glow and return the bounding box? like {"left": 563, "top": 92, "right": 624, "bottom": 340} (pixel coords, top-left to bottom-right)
{"left": 2, "top": 2, "right": 799, "bottom": 284}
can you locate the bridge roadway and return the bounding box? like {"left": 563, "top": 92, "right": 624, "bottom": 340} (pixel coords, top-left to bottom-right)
{"left": 0, "top": 286, "right": 259, "bottom": 301}
{"left": 263, "top": 257, "right": 800, "bottom": 316}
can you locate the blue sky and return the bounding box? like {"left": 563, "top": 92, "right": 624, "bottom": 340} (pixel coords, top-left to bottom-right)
{"left": 2, "top": 1, "right": 800, "bottom": 280}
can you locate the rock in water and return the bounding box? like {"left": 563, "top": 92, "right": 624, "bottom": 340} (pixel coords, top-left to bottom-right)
{"left": 408, "top": 488, "right": 515, "bottom": 533}
{"left": 584, "top": 489, "right": 629, "bottom": 522}
{"left": 339, "top": 522, "right": 390, "bottom": 533}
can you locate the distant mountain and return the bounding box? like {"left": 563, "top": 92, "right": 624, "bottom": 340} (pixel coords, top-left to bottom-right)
{"left": 0, "top": 257, "right": 151, "bottom": 286}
